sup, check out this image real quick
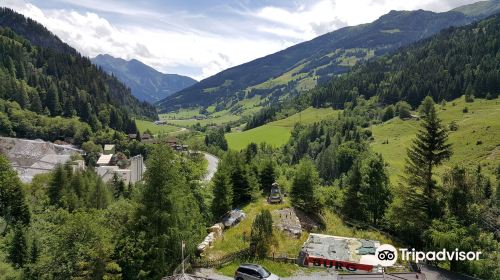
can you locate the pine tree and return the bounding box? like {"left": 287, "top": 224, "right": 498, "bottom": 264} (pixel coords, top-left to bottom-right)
{"left": 259, "top": 160, "right": 276, "bottom": 193}
{"left": 225, "top": 152, "right": 256, "bottom": 206}
{"left": 211, "top": 170, "right": 233, "bottom": 219}
{"left": 30, "top": 237, "right": 40, "bottom": 264}
{"left": 0, "top": 154, "right": 30, "bottom": 226}
{"left": 359, "top": 154, "right": 391, "bottom": 225}
{"left": 14, "top": 82, "right": 29, "bottom": 109}
{"left": 249, "top": 210, "right": 274, "bottom": 258}
{"left": 245, "top": 143, "right": 258, "bottom": 163}
{"left": 342, "top": 160, "right": 364, "bottom": 220}
{"left": 48, "top": 164, "right": 68, "bottom": 206}
{"left": 30, "top": 91, "right": 43, "bottom": 113}
{"left": 484, "top": 179, "right": 492, "bottom": 200}
{"left": 8, "top": 224, "right": 28, "bottom": 268}
{"left": 89, "top": 178, "right": 110, "bottom": 210}
{"left": 291, "top": 159, "right": 321, "bottom": 214}
{"left": 111, "top": 173, "right": 125, "bottom": 199}
{"left": 405, "top": 106, "right": 451, "bottom": 218}
{"left": 444, "top": 166, "right": 471, "bottom": 222}
{"left": 388, "top": 106, "right": 452, "bottom": 245}
{"left": 46, "top": 83, "right": 61, "bottom": 116}
{"left": 135, "top": 145, "right": 204, "bottom": 277}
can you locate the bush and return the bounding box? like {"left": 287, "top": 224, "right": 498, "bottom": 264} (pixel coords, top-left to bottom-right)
{"left": 396, "top": 101, "right": 412, "bottom": 119}
{"left": 449, "top": 121, "right": 459, "bottom": 131}
{"left": 381, "top": 105, "right": 395, "bottom": 121}
{"left": 249, "top": 210, "right": 274, "bottom": 258}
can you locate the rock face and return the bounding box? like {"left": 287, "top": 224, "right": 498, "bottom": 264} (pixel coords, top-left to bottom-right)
{"left": 0, "top": 137, "right": 82, "bottom": 183}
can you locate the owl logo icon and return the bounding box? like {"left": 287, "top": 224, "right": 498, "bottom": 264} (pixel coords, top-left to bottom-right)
{"left": 375, "top": 244, "right": 398, "bottom": 267}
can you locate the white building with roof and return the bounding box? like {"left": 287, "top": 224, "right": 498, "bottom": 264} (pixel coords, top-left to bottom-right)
{"left": 95, "top": 145, "right": 145, "bottom": 185}
{"left": 96, "top": 154, "right": 113, "bottom": 166}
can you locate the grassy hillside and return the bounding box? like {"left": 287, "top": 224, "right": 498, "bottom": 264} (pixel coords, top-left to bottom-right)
{"left": 371, "top": 97, "right": 500, "bottom": 182}
{"left": 135, "top": 119, "right": 180, "bottom": 135}
{"left": 158, "top": 96, "right": 263, "bottom": 127}
{"left": 226, "top": 107, "right": 339, "bottom": 150}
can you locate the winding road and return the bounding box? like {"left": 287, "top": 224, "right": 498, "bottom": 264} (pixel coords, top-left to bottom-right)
{"left": 202, "top": 152, "right": 219, "bottom": 181}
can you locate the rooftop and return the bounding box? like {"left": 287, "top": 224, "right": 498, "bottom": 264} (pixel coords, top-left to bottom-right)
{"left": 301, "top": 233, "right": 380, "bottom": 266}
{"left": 104, "top": 144, "right": 115, "bottom": 151}
{"left": 96, "top": 154, "right": 113, "bottom": 165}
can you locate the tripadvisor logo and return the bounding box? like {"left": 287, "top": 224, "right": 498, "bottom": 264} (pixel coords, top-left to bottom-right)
{"left": 375, "top": 244, "right": 398, "bottom": 267}
{"left": 374, "top": 244, "right": 482, "bottom": 267}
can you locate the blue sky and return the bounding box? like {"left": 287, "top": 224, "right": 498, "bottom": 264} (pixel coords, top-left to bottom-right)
{"left": 4, "top": 0, "right": 479, "bottom": 80}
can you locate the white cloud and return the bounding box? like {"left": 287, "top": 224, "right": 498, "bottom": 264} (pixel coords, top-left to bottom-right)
{"left": 253, "top": 0, "right": 478, "bottom": 40}
{"left": 3, "top": 0, "right": 479, "bottom": 80}
{"left": 2, "top": 0, "right": 294, "bottom": 80}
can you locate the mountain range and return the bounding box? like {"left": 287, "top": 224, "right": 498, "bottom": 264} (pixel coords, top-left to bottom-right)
{"left": 157, "top": 0, "right": 500, "bottom": 115}
{"left": 91, "top": 54, "right": 197, "bottom": 103}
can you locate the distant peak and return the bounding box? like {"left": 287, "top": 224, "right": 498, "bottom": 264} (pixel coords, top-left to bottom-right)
{"left": 94, "top": 53, "right": 112, "bottom": 59}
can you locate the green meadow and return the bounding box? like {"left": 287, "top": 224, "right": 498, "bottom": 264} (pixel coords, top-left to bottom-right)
{"left": 371, "top": 97, "right": 500, "bottom": 182}
{"left": 226, "top": 107, "right": 339, "bottom": 150}
{"left": 135, "top": 119, "right": 180, "bottom": 135}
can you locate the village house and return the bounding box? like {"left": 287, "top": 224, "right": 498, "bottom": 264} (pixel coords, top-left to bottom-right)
{"left": 95, "top": 144, "right": 145, "bottom": 184}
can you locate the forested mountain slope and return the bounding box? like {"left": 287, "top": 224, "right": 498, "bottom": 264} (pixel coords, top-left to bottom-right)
{"left": 92, "top": 54, "right": 197, "bottom": 103}
{"left": 158, "top": 1, "right": 500, "bottom": 113}
{"left": 0, "top": 8, "right": 157, "bottom": 137}
{"left": 310, "top": 14, "right": 500, "bottom": 108}
{"left": 0, "top": 7, "right": 75, "bottom": 55}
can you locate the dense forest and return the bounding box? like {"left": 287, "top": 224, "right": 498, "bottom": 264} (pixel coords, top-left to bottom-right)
{"left": 0, "top": 8, "right": 157, "bottom": 140}
{"left": 311, "top": 14, "right": 500, "bottom": 108}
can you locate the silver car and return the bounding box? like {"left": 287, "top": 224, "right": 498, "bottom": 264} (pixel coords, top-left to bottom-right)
{"left": 234, "top": 264, "right": 280, "bottom": 280}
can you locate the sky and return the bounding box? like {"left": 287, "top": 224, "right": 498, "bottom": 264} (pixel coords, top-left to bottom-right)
{"left": 3, "top": 0, "right": 480, "bottom": 80}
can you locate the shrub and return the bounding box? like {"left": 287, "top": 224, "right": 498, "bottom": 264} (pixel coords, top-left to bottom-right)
{"left": 249, "top": 210, "right": 274, "bottom": 258}
{"left": 449, "top": 121, "right": 459, "bottom": 131}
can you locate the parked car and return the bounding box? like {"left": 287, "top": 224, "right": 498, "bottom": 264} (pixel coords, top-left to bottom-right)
{"left": 234, "top": 264, "right": 279, "bottom": 280}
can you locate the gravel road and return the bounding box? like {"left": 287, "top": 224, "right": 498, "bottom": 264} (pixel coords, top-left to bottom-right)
{"left": 194, "top": 268, "right": 339, "bottom": 280}
{"left": 202, "top": 152, "right": 219, "bottom": 181}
